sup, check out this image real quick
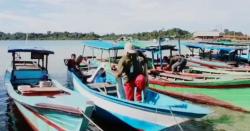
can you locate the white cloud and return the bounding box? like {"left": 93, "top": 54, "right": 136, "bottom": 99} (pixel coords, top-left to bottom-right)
{"left": 0, "top": 0, "right": 250, "bottom": 34}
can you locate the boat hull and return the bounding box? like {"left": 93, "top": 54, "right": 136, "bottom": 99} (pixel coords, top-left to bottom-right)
{"left": 187, "top": 57, "right": 232, "bottom": 69}
{"left": 14, "top": 101, "right": 65, "bottom": 131}
{"left": 150, "top": 84, "right": 250, "bottom": 112}
{"left": 69, "top": 70, "right": 210, "bottom": 131}
{"left": 149, "top": 78, "right": 250, "bottom": 89}
{"left": 4, "top": 69, "right": 94, "bottom": 131}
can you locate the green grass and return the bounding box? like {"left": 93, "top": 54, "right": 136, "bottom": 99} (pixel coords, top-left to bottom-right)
{"left": 168, "top": 107, "right": 250, "bottom": 131}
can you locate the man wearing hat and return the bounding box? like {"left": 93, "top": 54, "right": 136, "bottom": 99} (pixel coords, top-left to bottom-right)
{"left": 115, "top": 42, "right": 146, "bottom": 101}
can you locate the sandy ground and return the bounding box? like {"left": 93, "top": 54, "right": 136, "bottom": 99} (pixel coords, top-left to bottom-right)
{"left": 168, "top": 106, "right": 250, "bottom": 131}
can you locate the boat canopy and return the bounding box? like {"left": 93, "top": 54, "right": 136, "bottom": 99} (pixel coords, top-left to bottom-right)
{"left": 8, "top": 47, "right": 54, "bottom": 54}
{"left": 199, "top": 41, "right": 248, "bottom": 46}
{"left": 118, "top": 40, "right": 177, "bottom": 51}
{"left": 143, "top": 45, "right": 177, "bottom": 52}
{"left": 82, "top": 40, "right": 124, "bottom": 50}
{"left": 8, "top": 47, "right": 54, "bottom": 71}
{"left": 186, "top": 43, "right": 245, "bottom": 53}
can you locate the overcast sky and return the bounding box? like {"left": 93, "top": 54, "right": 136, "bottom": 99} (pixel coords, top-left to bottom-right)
{"left": 0, "top": 0, "right": 250, "bottom": 34}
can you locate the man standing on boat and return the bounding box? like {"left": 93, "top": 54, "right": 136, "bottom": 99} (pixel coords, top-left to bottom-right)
{"left": 115, "top": 43, "right": 147, "bottom": 101}
{"left": 66, "top": 53, "right": 76, "bottom": 71}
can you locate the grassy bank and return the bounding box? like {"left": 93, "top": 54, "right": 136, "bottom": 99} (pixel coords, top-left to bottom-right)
{"left": 169, "top": 106, "right": 250, "bottom": 131}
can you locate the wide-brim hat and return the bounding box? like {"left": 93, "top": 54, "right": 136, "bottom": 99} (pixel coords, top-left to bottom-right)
{"left": 124, "top": 42, "right": 136, "bottom": 54}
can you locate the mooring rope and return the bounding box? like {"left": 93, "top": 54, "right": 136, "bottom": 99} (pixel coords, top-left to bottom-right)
{"left": 82, "top": 111, "right": 103, "bottom": 131}
{"left": 169, "top": 107, "right": 184, "bottom": 131}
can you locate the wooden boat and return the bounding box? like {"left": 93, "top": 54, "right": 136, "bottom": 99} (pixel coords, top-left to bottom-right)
{"left": 150, "top": 84, "right": 250, "bottom": 112}
{"left": 5, "top": 47, "right": 95, "bottom": 131}
{"left": 185, "top": 43, "right": 250, "bottom": 69}
{"left": 189, "top": 66, "right": 250, "bottom": 75}
{"left": 66, "top": 40, "right": 211, "bottom": 131}
{"left": 187, "top": 57, "right": 233, "bottom": 69}
{"left": 149, "top": 68, "right": 250, "bottom": 88}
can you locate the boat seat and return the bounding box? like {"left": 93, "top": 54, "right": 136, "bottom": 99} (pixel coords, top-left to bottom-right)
{"left": 88, "top": 83, "right": 115, "bottom": 88}
{"left": 88, "top": 83, "right": 117, "bottom": 96}
{"left": 18, "top": 85, "right": 63, "bottom": 96}
{"left": 158, "top": 73, "right": 193, "bottom": 81}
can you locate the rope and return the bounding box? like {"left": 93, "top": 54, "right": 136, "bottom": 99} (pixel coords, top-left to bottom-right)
{"left": 82, "top": 111, "right": 103, "bottom": 131}
{"left": 169, "top": 107, "right": 184, "bottom": 131}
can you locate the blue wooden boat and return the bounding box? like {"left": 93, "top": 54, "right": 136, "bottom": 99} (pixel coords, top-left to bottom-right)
{"left": 185, "top": 43, "right": 247, "bottom": 68}
{"left": 4, "top": 47, "right": 95, "bottom": 131}
{"left": 66, "top": 40, "right": 211, "bottom": 131}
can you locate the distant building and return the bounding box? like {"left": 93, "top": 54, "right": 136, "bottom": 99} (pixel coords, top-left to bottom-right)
{"left": 193, "top": 31, "right": 223, "bottom": 40}
{"left": 223, "top": 35, "right": 250, "bottom": 41}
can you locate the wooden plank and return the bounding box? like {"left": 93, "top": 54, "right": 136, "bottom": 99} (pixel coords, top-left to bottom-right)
{"left": 88, "top": 83, "right": 115, "bottom": 89}
{"left": 158, "top": 73, "right": 193, "bottom": 81}
{"left": 19, "top": 87, "right": 64, "bottom": 95}
{"left": 35, "top": 103, "right": 83, "bottom": 115}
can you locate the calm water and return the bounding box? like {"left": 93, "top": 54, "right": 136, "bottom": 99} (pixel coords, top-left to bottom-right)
{"left": 0, "top": 40, "right": 187, "bottom": 131}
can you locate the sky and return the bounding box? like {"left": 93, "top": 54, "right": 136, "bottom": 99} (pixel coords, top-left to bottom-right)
{"left": 0, "top": 0, "right": 250, "bottom": 34}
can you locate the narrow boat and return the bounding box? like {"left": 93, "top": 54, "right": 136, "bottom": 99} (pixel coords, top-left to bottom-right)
{"left": 66, "top": 40, "right": 211, "bottom": 131}
{"left": 187, "top": 56, "right": 233, "bottom": 69}
{"left": 149, "top": 69, "right": 250, "bottom": 88}
{"left": 150, "top": 84, "right": 250, "bottom": 112}
{"left": 185, "top": 43, "right": 250, "bottom": 69}
{"left": 189, "top": 66, "right": 250, "bottom": 75}
{"left": 5, "top": 47, "right": 95, "bottom": 131}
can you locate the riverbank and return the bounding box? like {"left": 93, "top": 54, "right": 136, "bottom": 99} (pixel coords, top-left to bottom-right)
{"left": 169, "top": 106, "right": 250, "bottom": 131}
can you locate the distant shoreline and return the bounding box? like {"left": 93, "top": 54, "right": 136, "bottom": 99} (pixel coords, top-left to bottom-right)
{"left": 0, "top": 28, "right": 192, "bottom": 40}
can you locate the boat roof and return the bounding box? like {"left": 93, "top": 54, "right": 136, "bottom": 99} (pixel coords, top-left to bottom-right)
{"left": 82, "top": 40, "right": 177, "bottom": 52}
{"left": 119, "top": 41, "right": 177, "bottom": 51}
{"left": 186, "top": 43, "right": 246, "bottom": 52}
{"left": 82, "top": 40, "right": 124, "bottom": 50}
{"left": 199, "top": 41, "right": 247, "bottom": 46}
{"left": 143, "top": 45, "right": 177, "bottom": 52}
{"left": 8, "top": 47, "right": 54, "bottom": 54}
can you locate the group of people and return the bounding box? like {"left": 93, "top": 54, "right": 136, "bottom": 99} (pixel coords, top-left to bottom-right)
{"left": 66, "top": 54, "right": 85, "bottom": 71}
{"left": 164, "top": 55, "right": 187, "bottom": 74}
{"left": 66, "top": 54, "right": 106, "bottom": 83}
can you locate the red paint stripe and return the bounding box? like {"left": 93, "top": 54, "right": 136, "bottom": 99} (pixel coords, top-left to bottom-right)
{"left": 23, "top": 105, "right": 66, "bottom": 131}
{"left": 150, "top": 87, "right": 249, "bottom": 113}
{"left": 16, "top": 105, "right": 39, "bottom": 131}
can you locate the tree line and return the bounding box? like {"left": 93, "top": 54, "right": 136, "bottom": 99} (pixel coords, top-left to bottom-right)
{"left": 0, "top": 28, "right": 245, "bottom": 40}
{"left": 0, "top": 28, "right": 192, "bottom": 40}
{"left": 223, "top": 29, "right": 245, "bottom": 36}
